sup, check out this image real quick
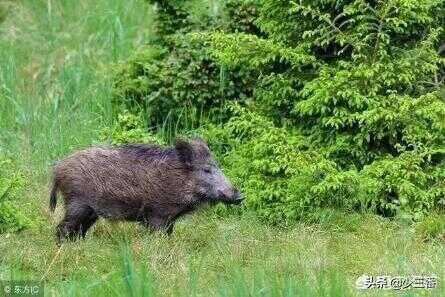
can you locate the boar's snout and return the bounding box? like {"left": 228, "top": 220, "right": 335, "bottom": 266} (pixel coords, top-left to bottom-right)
{"left": 218, "top": 188, "right": 243, "bottom": 205}
{"left": 232, "top": 190, "right": 244, "bottom": 205}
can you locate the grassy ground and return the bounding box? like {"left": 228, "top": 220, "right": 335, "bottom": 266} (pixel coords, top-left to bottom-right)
{"left": 0, "top": 1, "right": 444, "bottom": 296}
{"left": 3, "top": 207, "right": 445, "bottom": 297}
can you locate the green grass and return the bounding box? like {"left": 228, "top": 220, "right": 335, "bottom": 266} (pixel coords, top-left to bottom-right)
{"left": 0, "top": 0, "right": 153, "bottom": 171}
{"left": 2, "top": 207, "right": 444, "bottom": 296}
{"left": 0, "top": 1, "right": 444, "bottom": 296}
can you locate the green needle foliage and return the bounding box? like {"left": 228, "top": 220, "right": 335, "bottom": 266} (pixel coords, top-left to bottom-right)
{"left": 113, "top": 0, "right": 260, "bottom": 130}
{"left": 203, "top": 0, "right": 445, "bottom": 222}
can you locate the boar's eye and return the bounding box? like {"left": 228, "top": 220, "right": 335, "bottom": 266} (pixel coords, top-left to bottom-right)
{"left": 203, "top": 167, "right": 212, "bottom": 174}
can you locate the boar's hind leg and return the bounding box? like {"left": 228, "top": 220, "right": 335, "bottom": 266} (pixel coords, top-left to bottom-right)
{"left": 56, "top": 204, "right": 98, "bottom": 243}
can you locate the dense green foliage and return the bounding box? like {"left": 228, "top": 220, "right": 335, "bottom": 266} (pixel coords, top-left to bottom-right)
{"left": 100, "top": 110, "right": 163, "bottom": 145}
{"left": 147, "top": 0, "right": 192, "bottom": 39}
{"left": 113, "top": 38, "right": 255, "bottom": 129}
{"left": 0, "top": 155, "right": 29, "bottom": 233}
{"left": 209, "top": 0, "right": 445, "bottom": 162}
{"left": 200, "top": 107, "right": 444, "bottom": 222}
{"left": 113, "top": 0, "right": 260, "bottom": 129}
{"left": 147, "top": 0, "right": 261, "bottom": 41}
{"left": 206, "top": 0, "right": 445, "bottom": 221}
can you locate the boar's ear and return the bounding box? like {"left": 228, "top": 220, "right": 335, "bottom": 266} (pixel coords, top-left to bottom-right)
{"left": 190, "top": 137, "right": 211, "bottom": 159}
{"left": 191, "top": 137, "right": 208, "bottom": 147}
{"left": 175, "top": 138, "right": 194, "bottom": 167}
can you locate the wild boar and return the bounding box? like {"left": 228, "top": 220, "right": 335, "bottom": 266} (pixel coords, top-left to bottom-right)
{"left": 50, "top": 138, "right": 242, "bottom": 243}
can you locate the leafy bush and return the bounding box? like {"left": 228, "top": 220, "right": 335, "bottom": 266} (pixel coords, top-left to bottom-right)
{"left": 100, "top": 110, "right": 164, "bottom": 145}
{"left": 0, "top": 155, "right": 30, "bottom": 233}
{"left": 202, "top": 0, "right": 445, "bottom": 221}
{"left": 223, "top": 0, "right": 262, "bottom": 35}
{"left": 113, "top": 37, "right": 255, "bottom": 130}
{"left": 209, "top": 1, "right": 445, "bottom": 165}
{"left": 147, "top": 0, "right": 193, "bottom": 41}
{"left": 358, "top": 150, "right": 445, "bottom": 219}
{"left": 201, "top": 106, "right": 444, "bottom": 223}
{"left": 147, "top": 0, "right": 262, "bottom": 40}
{"left": 200, "top": 107, "right": 354, "bottom": 223}
{"left": 113, "top": 0, "right": 260, "bottom": 130}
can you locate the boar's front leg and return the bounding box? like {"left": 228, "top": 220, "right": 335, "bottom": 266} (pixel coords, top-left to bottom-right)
{"left": 142, "top": 215, "right": 174, "bottom": 235}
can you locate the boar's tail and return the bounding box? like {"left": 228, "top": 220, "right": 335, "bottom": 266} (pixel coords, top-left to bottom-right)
{"left": 49, "top": 180, "right": 59, "bottom": 212}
